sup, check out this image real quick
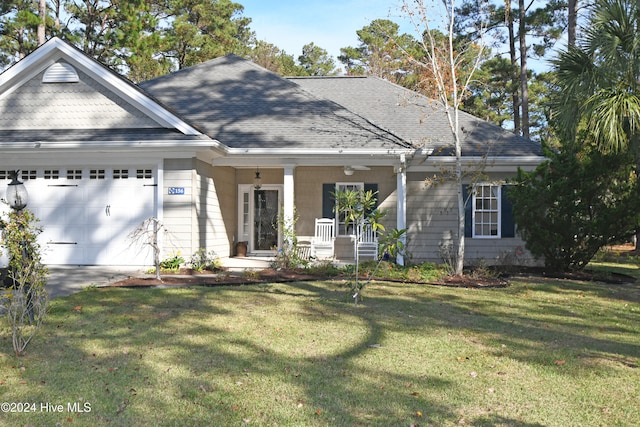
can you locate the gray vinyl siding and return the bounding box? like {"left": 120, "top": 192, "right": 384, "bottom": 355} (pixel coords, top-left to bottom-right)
{"left": 195, "top": 161, "right": 234, "bottom": 258}
{"left": 0, "top": 64, "right": 158, "bottom": 130}
{"left": 406, "top": 173, "right": 534, "bottom": 266}
{"left": 162, "top": 159, "right": 235, "bottom": 262}
{"left": 162, "top": 159, "right": 195, "bottom": 260}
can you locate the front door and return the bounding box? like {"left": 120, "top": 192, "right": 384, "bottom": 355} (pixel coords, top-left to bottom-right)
{"left": 254, "top": 189, "right": 279, "bottom": 250}
{"left": 238, "top": 185, "right": 282, "bottom": 254}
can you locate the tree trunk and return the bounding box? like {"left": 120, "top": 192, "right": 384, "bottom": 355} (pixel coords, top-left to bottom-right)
{"left": 519, "top": 0, "right": 530, "bottom": 139}
{"left": 455, "top": 157, "right": 465, "bottom": 275}
{"left": 568, "top": 0, "right": 577, "bottom": 48}
{"left": 37, "top": 0, "right": 46, "bottom": 46}
{"left": 506, "top": 0, "right": 521, "bottom": 136}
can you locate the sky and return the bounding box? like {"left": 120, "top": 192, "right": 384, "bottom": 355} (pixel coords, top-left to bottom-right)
{"left": 238, "top": 0, "right": 558, "bottom": 74}
{"left": 238, "top": 0, "right": 411, "bottom": 66}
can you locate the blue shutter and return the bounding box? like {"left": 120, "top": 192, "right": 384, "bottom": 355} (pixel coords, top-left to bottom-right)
{"left": 463, "top": 185, "right": 472, "bottom": 238}
{"left": 364, "top": 183, "right": 378, "bottom": 214}
{"left": 322, "top": 183, "right": 335, "bottom": 218}
{"left": 501, "top": 185, "right": 515, "bottom": 238}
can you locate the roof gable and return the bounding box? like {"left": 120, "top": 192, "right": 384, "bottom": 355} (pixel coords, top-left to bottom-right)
{"left": 0, "top": 37, "right": 201, "bottom": 135}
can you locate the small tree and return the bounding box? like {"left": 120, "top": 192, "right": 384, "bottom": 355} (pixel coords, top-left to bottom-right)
{"left": 273, "top": 207, "right": 309, "bottom": 270}
{"left": 333, "top": 188, "right": 385, "bottom": 305}
{"left": 128, "top": 217, "right": 164, "bottom": 280}
{"left": 1, "top": 208, "right": 48, "bottom": 356}
{"left": 400, "top": 0, "right": 489, "bottom": 274}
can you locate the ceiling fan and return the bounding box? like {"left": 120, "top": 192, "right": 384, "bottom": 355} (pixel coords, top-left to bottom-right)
{"left": 343, "top": 165, "right": 370, "bottom": 175}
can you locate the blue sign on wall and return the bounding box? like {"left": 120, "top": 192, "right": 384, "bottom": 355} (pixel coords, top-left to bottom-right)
{"left": 168, "top": 187, "right": 185, "bottom": 195}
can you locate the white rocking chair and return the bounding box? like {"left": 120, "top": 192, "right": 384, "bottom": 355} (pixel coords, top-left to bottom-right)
{"left": 311, "top": 218, "right": 335, "bottom": 260}
{"left": 356, "top": 220, "right": 378, "bottom": 261}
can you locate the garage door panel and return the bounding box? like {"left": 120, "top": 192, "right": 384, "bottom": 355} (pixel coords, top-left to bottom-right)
{"left": 23, "top": 166, "right": 156, "bottom": 266}
{"left": 42, "top": 242, "right": 83, "bottom": 265}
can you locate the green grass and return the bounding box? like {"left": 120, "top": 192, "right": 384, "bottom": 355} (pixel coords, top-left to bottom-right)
{"left": 1, "top": 264, "right": 639, "bottom": 426}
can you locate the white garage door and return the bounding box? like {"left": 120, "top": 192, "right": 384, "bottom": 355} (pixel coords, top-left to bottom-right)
{"left": 9, "top": 167, "right": 156, "bottom": 266}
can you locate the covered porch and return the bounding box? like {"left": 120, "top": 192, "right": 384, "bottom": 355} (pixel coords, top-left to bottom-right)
{"left": 211, "top": 154, "right": 411, "bottom": 266}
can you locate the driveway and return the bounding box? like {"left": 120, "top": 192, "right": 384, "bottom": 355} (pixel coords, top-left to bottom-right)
{"left": 46, "top": 266, "right": 143, "bottom": 298}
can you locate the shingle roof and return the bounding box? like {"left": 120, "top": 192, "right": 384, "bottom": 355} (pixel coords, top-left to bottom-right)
{"left": 139, "top": 55, "right": 411, "bottom": 150}
{"left": 290, "top": 75, "right": 543, "bottom": 157}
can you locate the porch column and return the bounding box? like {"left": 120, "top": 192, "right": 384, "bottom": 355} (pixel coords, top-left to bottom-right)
{"left": 396, "top": 155, "right": 407, "bottom": 266}
{"left": 283, "top": 165, "right": 295, "bottom": 242}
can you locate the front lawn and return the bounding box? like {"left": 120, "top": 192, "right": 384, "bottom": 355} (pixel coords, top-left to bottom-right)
{"left": 0, "top": 266, "right": 639, "bottom": 426}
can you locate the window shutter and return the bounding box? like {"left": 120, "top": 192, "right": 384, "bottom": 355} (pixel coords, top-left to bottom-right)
{"left": 322, "top": 183, "right": 335, "bottom": 218}
{"left": 501, "top": 185, "right": 515, "bottom": 238}
{"left": 462, "top": 185, "right": 472, "bottom": 238}
{"left": 364, "top": 183, "right": 379, "bottom": 214}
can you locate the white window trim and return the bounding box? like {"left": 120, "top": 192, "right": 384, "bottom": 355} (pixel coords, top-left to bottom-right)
{"left": 335, "top": 182, "right": 364, "bottom": 236}
{"left": 472, "top": 183, "right": 502, "bottom": 239}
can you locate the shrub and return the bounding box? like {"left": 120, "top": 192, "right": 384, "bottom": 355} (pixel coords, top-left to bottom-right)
{"left": 160, "top": 252, "right": 184, "bottom": 272}
{"left": 0, "top": 209, "right": 48, "bottom": 356}
{"left": 190, "top": 248, "right": 221, "bottom": 272}
{"left": 510, "top": 146, "right": 640, "bottom": 272}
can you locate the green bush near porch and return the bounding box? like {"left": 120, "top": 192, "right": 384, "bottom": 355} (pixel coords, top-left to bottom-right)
{"left": 0, "top": 263, "right": 638, "bottom": 426}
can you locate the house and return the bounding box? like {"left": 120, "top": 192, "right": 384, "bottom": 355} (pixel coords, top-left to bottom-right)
{"left": 0, "top": 37, "right": 545, "bottom": 267}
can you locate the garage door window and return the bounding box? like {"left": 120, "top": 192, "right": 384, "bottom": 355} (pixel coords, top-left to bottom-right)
{"left": 137, "top": 169, "right": 152, "bottom": 179}
{"left": 113, "top": 169, "right": 129, "bottom": 179}
{"left": 67, "top": 169, "right": 82, "bottom": 179}
{"left": 21, "top": 170, "right": 36, "bottom": 180}
{"left": 44, "top": 170, "right": 59, "bottom": 180}
{"left": 90, "top": 169, "right": 105, "bottom": 179}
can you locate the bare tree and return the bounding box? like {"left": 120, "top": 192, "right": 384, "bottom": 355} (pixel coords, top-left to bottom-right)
{"left": 128, "top": 217, "right": 163, "bottom": 280}
{"left": 400, "top": 0, "right": 488, "bottom": 274}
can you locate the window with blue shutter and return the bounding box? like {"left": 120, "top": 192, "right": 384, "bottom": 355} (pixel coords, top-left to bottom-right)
{"left": 463, "top": 183, "right": 515, "bottom": 238}
{"left": 322, "top": 183, "right": 379, "bottom": 235}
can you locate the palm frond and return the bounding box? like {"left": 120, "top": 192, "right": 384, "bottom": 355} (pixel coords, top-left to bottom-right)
{"left": 585, "top": 90, "right": 640, "bottom": 153}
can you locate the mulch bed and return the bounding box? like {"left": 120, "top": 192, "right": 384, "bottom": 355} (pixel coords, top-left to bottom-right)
{"left": 106, "top": 267, "right": 513, "bottom": 289}
{"left": 106, "top": 268, "right": 323, "bottom": 288}
{"left": 104, "top": 264, "right": 637, "bottom": 290}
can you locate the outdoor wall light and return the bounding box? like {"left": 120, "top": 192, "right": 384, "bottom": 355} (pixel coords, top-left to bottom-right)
{"left": 6, "top": 170, "right": 28, "bottom": 211}
{"left": 254, "top": 167, "right": 262, "bottom": 190}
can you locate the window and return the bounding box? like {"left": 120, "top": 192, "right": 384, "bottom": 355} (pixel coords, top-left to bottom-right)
{"left": 463, "top": 183, "right": 515, "bottom": 239}
{"left": 44, "top": 170, "right": 60, "bottom": 180}
{"left": 335, "top": 182, "right": 364, "bottom": 235}
{"left": 136, "top": 169, "right": 153, "bottom": 179}
{"left": 21, "top": 170, "right": 37, "bottom": 180}
{"left": 473, "top": 184, "right": 500, "bottom": 237}
{"left": 322, "top": 182, "right": 379, "bottom": 235}
{"left": 66, "top": 169, "right": 82, "bottom": 180}
{"left": 113, "top": 169, "right": 129, "bottom": 179}
{"left": 90, "top": 169, "right": 105, "bottom": 179}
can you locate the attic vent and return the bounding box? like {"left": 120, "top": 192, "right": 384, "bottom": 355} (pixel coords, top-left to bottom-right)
{"left": 42, "top": 62, "right": 79, "bottom": 83}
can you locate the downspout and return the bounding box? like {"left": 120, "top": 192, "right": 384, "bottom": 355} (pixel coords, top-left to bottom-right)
{"left": 396, "top": 154, "right": 407, "bottom": 266}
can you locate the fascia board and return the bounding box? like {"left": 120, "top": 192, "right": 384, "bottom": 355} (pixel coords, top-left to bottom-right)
{"left": 423, "top": 155, "right": 547, "bottom": 164}
{"left": 224, "top": 147, "right": 416, "bottom": 156}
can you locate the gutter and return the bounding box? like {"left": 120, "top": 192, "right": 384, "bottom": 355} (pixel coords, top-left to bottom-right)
{"left": 224, "top": 147, "right": 417, "bottom": 156}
